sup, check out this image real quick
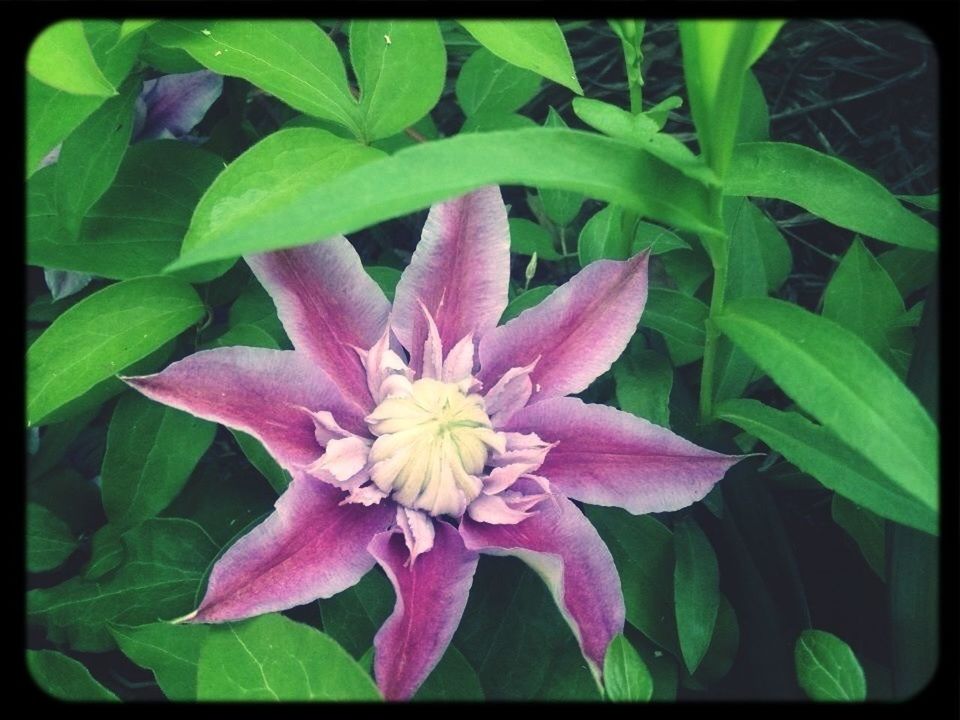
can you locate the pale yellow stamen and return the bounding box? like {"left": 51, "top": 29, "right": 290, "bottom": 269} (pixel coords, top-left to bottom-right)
{"left": 366, "top": 378, "right": 505, "bottom": 516}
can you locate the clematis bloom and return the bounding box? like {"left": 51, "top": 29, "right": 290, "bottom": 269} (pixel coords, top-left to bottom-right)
{"left": 124, "top": 187, "right": 740, "bottom": 700}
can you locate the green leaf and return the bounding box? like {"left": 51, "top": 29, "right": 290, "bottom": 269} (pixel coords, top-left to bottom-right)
{"left": 889, "top": 525, "right": 938, "bottom": 698}
{"left": 877, "top": 247, "right": 936, "bottom": 299}
{"left": 119, "top": 20, "right": 157, "bottom": 41}
{"left": 29, "top": 142, "right": 228, "bottom": 281}
{"left": 641, "top": 288, "right": 708, "bottom": 366}
{"left": 727, "top": 143, "right": 937, "bottom": 251}
{"left": 735, "top": 69, "right": 770, "bottom": 144}
{"left": 27, "top": 277, "right": 204, "bottom": 426}
{"left": 28, "top": 21, "right": 116, "bottom": 97}
{"left": 228, "top": 281, "right": 288, "bottom": 346}
{"left": 500, "top": 285, "right": 557, "bottom": 324}
{"left": 231, "top": 430, "right": 290, "bottom": 494}
{"left": 509, "top": 218, "right": 562, "bottom": 260}
{"left": 632, "top": 222, "right": 691, "bottom": 255}
{"left": 27, "top": 650, "right": 118, "bottom": 701}
{"left": 613, "top": 348, "right": 672, "bottom": 427}
{"left": 460, "top": 110, "right": 538, "bottom": 134}
{"left": 319, "top": 567, "right": 393, "bottom": 659}
{"left": 102, "top": 393, "right": 217, "bottom": 530}
{"left": 715, "top": 399, "right": 936, "bottom": 535}
{"left": 715, "top": 298, "right": 938, "bottom": 512}
{"left": 456, "top": 47, "right": 541, "bottom": 117}
{"left": 365, "top": 266, "right": 402, "bottom": 302}
{"left": 795, "top": 629, "right": 867, "bottom": 701}
{"left": 197, "top": 614, "right": 381, "bottom": 700}
{"left": 27, "top": 502, "right": 77, "bottom": 572}
{"left": 603, "top": 634, "right": 653, "bottom": 701}
{"left": 350, "top": 20, "right": 446, "bottom": 141}
{"left": 693, "top": 594, "right": 740, "bottom": 684}
{"left": 149, "top": 20, "right": 363, "bottom": 138}
{"left": 110, "top": 622, "right": 209, "bottom": 700}
{"left": 661, "top": 241, "right": 713, "bottom": 295}
{"left": 831, "top": 495, "right": 886, "bottom": 580}
{"left": 83, "top": 525, "right": 124, "bottom": 580}
{"left": 28, "top": 518, "right": 219, "bottom": 651}
{"left": 897, "top": 193, "right": 939, "bottom": 211}
{"left": 579, "top": 205, "right": 630, "bottom": 266}
{"left": 457, "top": 20, "right": 582, "bottom": 94}
{"left": 674, "top": 517, "right": 720, "bottom": 673}
{"left": 28, "top": 406, "right": 97, "bottom": 480}
{"left": 539, "top": 109, "right": 584, "bottom": 226}
{"left": 171, "top": 127, "right": 723, "bottom": 271}
{"left": 414, "top": 645, "right": 484, "bottom": 701}
{"left": 748, "top": 201, "right": 792, "bottom": 291}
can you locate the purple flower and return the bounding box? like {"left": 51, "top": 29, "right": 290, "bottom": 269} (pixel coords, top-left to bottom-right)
{"left": 124, "top": 188, "right": 740, "bottom": 700}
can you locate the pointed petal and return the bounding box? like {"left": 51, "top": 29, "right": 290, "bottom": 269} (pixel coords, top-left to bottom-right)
{"left": 479, "top": 253, "right": 649, "bottom": 402}
{"left": 134, "top": 70, "right": 223, "bottom": 142}
{"left": 370, "top": 522, "right": 479, "bottom": 700}
{"left": 246, "top": 237, "right": 391, "bottom": 411}
{"left": 483, "top": 359, "right": 538, "bottom": 425}
{"left": 189, "top": 474, "right": 395, "bottom": 622}
{"left": 391, "top": 187, "right": 510, "bottom": 373}
{"left": 504, "top": 397, "right": 741, "bottom": 514}
{"left": 459, "top": 484, "right": 624, "bottom": 673}
{"left": 396, "top": 507, "right": 435, "bottom": 564}
{"left": 123, "top": 347, "right": 364, "bottom": 471}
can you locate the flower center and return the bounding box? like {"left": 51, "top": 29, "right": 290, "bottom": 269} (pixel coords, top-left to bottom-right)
{"left": 365, "top": 378, "right": 504, "bottom": 516}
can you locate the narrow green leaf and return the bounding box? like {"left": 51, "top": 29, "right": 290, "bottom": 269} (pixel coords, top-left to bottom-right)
{"left": 715, "top": 399, "right": 936, "bottom": 535}
{"left": 877, "top": 247, "right": 936, "bottom": 299}
{"left": 171, "top": 128, "right": 723, "bottom": 270}
{"left": 457, "top": 20, "right": 582, "bottom": 94}
{"left": 102, "top": 394, "right": 216, "bottom": 530}
{"left": 455, "top": 47, "right": 541, "bottom": 117}
{"left": 641, "top": 288, "right": 708, "bottom": 366}
{"left": 27, "top": 277, "right": 204, "bottom": 425}
{"left": 27, "top": 650, "right": 118, "bottom": 701}
{"left": 748, "top": 201, "right": 792, "bottom": 291}
{"left": 897, "top": 193, "right": 938, "bottom": 211}
{"left": 110, "top": 623, "right": 209, "bottom": 700}
{"left": 539, "top": 108, "right": 584, "bottom": 226}
{"left": 735, "top": 69, "right": 770, "bottom": 144}
{"left": 350, "top": 20, "right": 446, "bottom": 141}
{"left": 500, "top": 285, "right": 557, "bottom": 324}
{"left": 28, "top": 21, "right": 116, "bottom": 97}
{"left": 693, "top": 594, "right": 740, "bottom": 684}
{"left": 27, "top": 503, "right": 77, "bottom": 573}
{"left": 889, "top": 525, "right": 938, "bottom": 698}
{"left": 831, "top": 495, "right": 886, "bottom": 580}
{"left": 603, "top": 634, "right": 654, "bottom": 701}
{"left": 197, "top": 614, "right": 381, "bottom": 700}
{"left": 727, "top": 143, "right": 937, "bottom": 251}
{"left": 716, "top": 298, "right": 938, "bottom": 511}
{"left": 795, "top": 629, "right": 867, "bottom": 701}
{"left": 614, "top": 349, "right": 672, "bottom": 427}
{"left": 414, "top": 645, "right": 485, "bottom": 701}
{"left": 674, "top": 518, "right": 720, "bottom": 673}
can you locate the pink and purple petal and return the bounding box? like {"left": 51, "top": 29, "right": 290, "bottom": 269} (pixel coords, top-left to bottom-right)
{"left": 478, "top": 253, "right": 649, "bottom": 403}
{"left": 370, "top": 521, "right": 479, "bottom": 701}
{"left": 246, "top": 237, "right": 391, "bottom": 412}
{"left": 504, "top": 397, "right": 741, "bottom": 514}
{"left": 186, "top": 474, "right": 395, "bottom": 623}
{"left": 122, "top": 347, "right": 364, "bottom": 470}
{"left": 391, "top": 187, "right": 510, "bottom": 373}
{"left": 459, "top": 484, "right": 625, "bottom": 674}
{"left": 133, "top": 70, "right": 223, "bottom": 142}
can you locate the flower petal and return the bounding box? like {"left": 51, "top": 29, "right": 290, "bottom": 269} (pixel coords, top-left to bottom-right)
{"left": 504, "top": 397, "right": 741, "bottom": 514}
{"left": 134, "top": 70, "right": 223, "bottom": 142}
{"left": 123, "top": 347, "right": 363, "bottom": 471}
{"left": 478, "top": 252, "right": 649, "bottom": 402}
{"left": 391, "top": 187, "right": 510, "bottom": 373}
{"left": 246, "top": 237, "right": 391, "bottom": 411}
{"left": 370, "top": 521, "right": 479, "bottom": 700}
{"left": 459, "top": 484, "right": 624, "bottom": 674}
{"left": 186, "top": 474, "right": 395, "bottom": 622}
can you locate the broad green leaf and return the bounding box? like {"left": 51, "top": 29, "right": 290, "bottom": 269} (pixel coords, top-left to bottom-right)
{"left": 27, "top": 502, "right": 77, "bottom": 572}
{"left": 28, "top": 406, "right": 97, "bottom": 480}
{"left": 500, "top": 285, "right": 557, "bottom": 324}
{"left": 102, "top": 393, "right": 217, "bottom": 530}
{"left": 579, "top": 204, "right": 630, "bottom": 266}
{"left": 539, "top": 108, "right": 584, "bottom": 226}
{"left": 28, "top": 467, "right": 100, "bottom": 537}
{"left": 715, "top": 399, "right": 936, "bottom": 535}
{"left": 877, "top": 247, "right": 935, "bottom": 299}
{"left": 831, "top": 495, "right": 885, "bottom": 580}
{"left": 54, "top": 78, "right": 139, "bottom": 237}
{"left": 171, "top": 128, "right": 724, "bottom": 271}
{"left": 414, "top": 645, "right": 485, "bottom": 701}
{"left": 28, "top": 519, "right": 219, "bottom": 651}
{"left": 633, "top": 222, "right": 691, "bottom": 255}
{"left": 207, "top": 323, "right": 279, "bottom": 351}
{"left": 27, "top": 277, "right": 204, "bottom": 425}
{"left": 693, "top": 594, "right": 740, "bottom": 684}
{"left": 119, "top": 20, "right": 156, "bottom": 40}
{"left": 509, "top": 218, "right": 562, "bottom": 260}
{"left": 457, "top": 20, "right": 582, "bottom": 94}
{"left": 674, "top": 518, "right": 720, "bottom": 673}
{"left": 83, "top": 525, "right": 124, "bottom": 580}
{"left": 228, "top": 281, "right": 288, "bottom": 346}
{"left": 232, "top": 430, "right": 290, "bottom": 494}
{"left": 641, "top": 288, "right": 708, "bottom": 366}
{"left": 350, "top": 20, "right": 446, "bottom": 141}
{"left": 679, "top": 20, "right": 784, "bottom": 176}
{"left": 715, "top": 298, "right": 938, "bottom": 511}
{"left": 29, "top": 141, "right": 228, "bottom": 281}
{"left": 28, "top": 21, "right": 116, "bottom": 97}
{"left": 748, "top": 201, "right": 792, "bottom": 291}
{"left": 365, "top": 266, "right": 402, "bottom": 302}
{"left": 614, "top": 348, "right": 672, "bottom": 427}
{"left": 149, "top": 20, "right": 363, "bottom": 137}
{"left": 734, "top": 69, "right": 770, "bottom": 144}
{"left": 27, "top": 650, "right": 118, "bottom": 701}
{"left": 727, "top": 143, "right": 937, "bottom": 251}
{"left": 460, "top": 110, "right": 538, "bottom": 133}
{"left": 661, "top": 240, "right": 713, "bottom": 295}
{"left": 197, "top": 614, "right": 381, "bottom": 700}
{"left": 795, "top": 629, "right": 867, "bottom": 701}
{"left": 319, "top": 567, "right": 393, "bottom": 659}
{"left": 456, "top": 47, "right": 541, "bottom": 117}
{"left": 110, "top": 623, "right": 209, "bottom": 700}
{"left": 603, "top": 634, "right": 653, "bottom": 701}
